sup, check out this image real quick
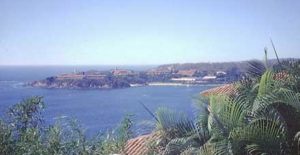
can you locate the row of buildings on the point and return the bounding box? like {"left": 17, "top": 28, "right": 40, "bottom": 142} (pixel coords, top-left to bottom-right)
{"left": 56, "top": 67, "right": 240, "bottom": 84}
{"left": 147, "top": 67, "right": 240, "bottom": 84}
{"left": 170, "top": 71, "right": 231, "bottom": 84}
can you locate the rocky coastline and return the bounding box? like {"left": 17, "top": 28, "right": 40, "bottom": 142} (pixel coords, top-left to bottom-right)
{"left": 30, "top": 77, "right": 131, "bottom": 89}
{"left": 29, "top": 62, "right": 245, "bottom": 89}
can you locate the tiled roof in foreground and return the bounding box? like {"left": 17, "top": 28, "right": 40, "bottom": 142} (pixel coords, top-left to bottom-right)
{"left": 200, "top": 84, "right": 236, "bottom": 97}
{"left": 124, "top": 132, "right": 161, "bottom": 155}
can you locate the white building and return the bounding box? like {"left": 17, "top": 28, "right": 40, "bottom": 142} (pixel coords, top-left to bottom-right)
{"left": 171, "top": 77, "right": 199, "bottom": 82}
{"left": 202, "top": 75, "right": 217, "bottom": 81}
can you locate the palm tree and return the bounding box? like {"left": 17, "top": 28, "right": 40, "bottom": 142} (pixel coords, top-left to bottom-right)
{"left": 144, "top": 58, "right": 300, "bottom": 155}
{"left": 207, "top": 62, "right": 300, "bottom": 154}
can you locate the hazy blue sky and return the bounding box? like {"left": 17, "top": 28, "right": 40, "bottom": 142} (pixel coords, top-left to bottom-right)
{"left": 1, "top": 0, "right": 299, "bottom": 65}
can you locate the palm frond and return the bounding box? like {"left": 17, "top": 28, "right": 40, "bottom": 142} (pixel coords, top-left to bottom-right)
{"left": 155, "top": 108, "right": 195, "bottom": 138}
{"left": 194, "top": 97, "right": 211, "bottom": 144}
{"left": 253, "top": 88, "right": 300, "bottom": 115}
{"left": 162, "top": 136, "right": 199, "bottom": 155}
{"left": 231, "top": 118, "right": 288, "bottom": 154}
{"left": 257, "top": 70, "right": 274, "bottom": 96}
{"left": 246, "top": 60, "right": 267, "bottom": 79}
{"left": 180, "top": 147, "right": 202, "bottom": 155}
{"left": 275, "top": 88, "right": 300, "bottom": 110}
{"left": 213, "top": 139, "right": 232, "bottom": 155}
{"left": 208, "top": 95, "right": 249, "bottom": 136}
{"left": 251, "top": 91, "right": 278, "bottom": 113}
{"left": 195, "top": 143, "right": 216, "bottom": 155}
{"left": 245, "top": 144, "right": 266, "bottom": 155}
{"left": 294, "top": 131, "right": 300, "bottom": 155}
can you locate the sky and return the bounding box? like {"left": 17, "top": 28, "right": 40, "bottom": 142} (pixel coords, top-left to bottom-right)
{"left": 0, "top": 0, "right": 300, "bottom": 65}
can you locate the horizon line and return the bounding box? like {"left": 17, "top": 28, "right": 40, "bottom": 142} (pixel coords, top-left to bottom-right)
{"left": 0, "top": 57, "right": 298, "bottom": 67}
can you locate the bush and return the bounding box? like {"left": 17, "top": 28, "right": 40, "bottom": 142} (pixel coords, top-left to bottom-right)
{"left": 0, "top": 96, "right": 133, "bottom": 155}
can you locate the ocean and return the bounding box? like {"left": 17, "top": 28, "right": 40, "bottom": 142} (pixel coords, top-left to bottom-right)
{"left": 0, "top": 66, "right": 216, "bottom": 136}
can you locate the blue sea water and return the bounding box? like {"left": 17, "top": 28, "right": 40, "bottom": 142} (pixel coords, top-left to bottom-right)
{"left": 0, "top": 66, "right": 215, "bottom": 135}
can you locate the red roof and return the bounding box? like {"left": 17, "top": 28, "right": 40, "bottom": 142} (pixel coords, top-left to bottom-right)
{"left": 112, "top": 69, "right": 133, "bottom": 76}
{"left": 124, "top": 132, "right": 161, "bottom": 155}
{"left": 200, "top": 84, "right": 236, "bottom": 97}
{"left": 177, "top": 69, "right": 197, "bottom": 77}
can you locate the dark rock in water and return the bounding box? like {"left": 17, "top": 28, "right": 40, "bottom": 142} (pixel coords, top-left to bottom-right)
{"left": 30, "top": 75, "right": 131, "bottom": 89}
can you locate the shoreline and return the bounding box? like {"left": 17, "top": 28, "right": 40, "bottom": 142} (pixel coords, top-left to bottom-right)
{"left": 147, "top": 82, "right": 223, "bottom": 87}
{"left": 148, "top": 82, "right": 186, "bottom": 86}
{"left": 26, "top": 82, "right": 223, "bottom": 90}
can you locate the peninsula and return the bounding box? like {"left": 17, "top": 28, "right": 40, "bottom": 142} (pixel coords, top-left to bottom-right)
{"left": 29, "top": 61, "right": 255, "bottom": 89}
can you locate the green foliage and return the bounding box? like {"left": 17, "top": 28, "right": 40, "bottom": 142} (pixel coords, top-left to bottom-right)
{"left": 0, "top": 120, "right": 13, "bottom": 154}
{"left": 146, "top": 59, "right": 300, "bottom": 155}
{"left": 0, "top": 96, "right": 133, "bottom": 155}
{"left": 156, "top": 108, "right": 195, "bottom": 138}
{"left": 145, "top": 108, "right": 200, "bottom": 155}
{"left": 96, "top": 114, "right": 133, "bottom": 154}
{"left": 8, "top": 96, "right": 45, "bottom": 132}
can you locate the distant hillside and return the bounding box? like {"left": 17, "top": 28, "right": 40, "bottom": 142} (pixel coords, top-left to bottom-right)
{"left": 155, "top": 61, "right": 249, "bottom": 73}
{"left": 150, "top": 59, "right": 291, "bottom": 74}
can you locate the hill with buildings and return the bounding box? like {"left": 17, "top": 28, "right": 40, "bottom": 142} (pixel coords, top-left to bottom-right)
{"left": 29, "top": 59, "right": 285, "bottom": 89}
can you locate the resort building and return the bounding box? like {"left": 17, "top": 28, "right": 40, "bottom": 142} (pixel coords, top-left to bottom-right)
{"left": 111, "top": 69, "right": 135, "bottom": 76}
{"left": 171, "top": 77, "right": 199, "bottom": 82}
{"left": 176, "top": 69, "right": 197, "bottom": 77}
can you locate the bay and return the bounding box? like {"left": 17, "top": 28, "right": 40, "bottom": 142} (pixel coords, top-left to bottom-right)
{"left": 0, "top": 66, "right": 216, "bottom": 135}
